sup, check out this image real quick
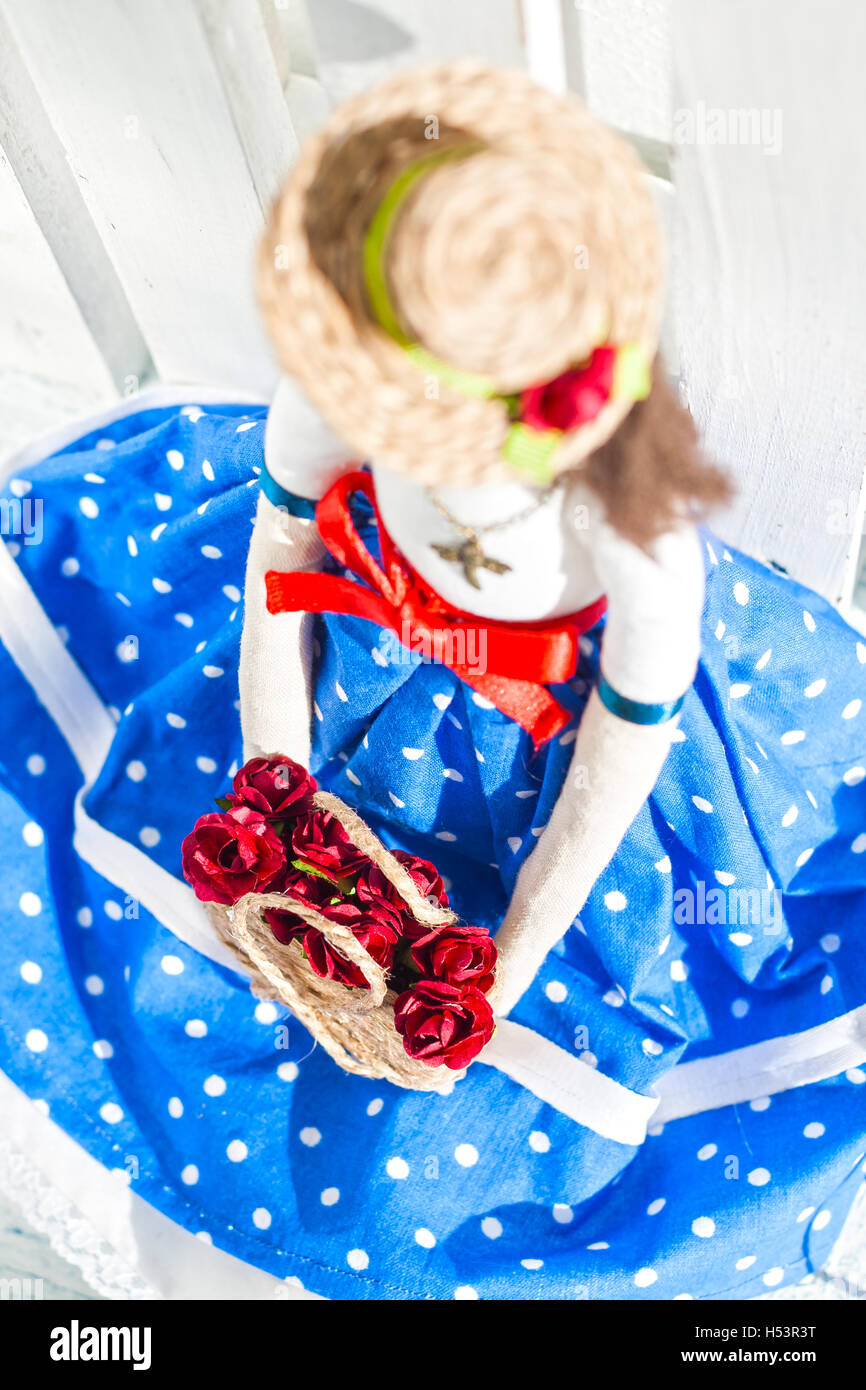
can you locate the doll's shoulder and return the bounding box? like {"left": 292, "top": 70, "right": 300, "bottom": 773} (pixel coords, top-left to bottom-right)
{"left": 264, "top": 375, "right": 352, "bottom": 499}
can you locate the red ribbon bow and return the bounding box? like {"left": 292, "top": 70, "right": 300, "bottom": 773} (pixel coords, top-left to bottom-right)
{"left": 265, "top": 472, "right": 606, "bottom": 747}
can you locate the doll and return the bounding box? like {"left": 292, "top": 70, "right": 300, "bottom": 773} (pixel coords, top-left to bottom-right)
{"left": 1, "top": 63, "right": 865, "bottom": 1302}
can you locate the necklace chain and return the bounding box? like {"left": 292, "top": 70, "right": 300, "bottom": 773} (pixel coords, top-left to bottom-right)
{"left": 427, "top": 480, "right": 563, "bottom": 540}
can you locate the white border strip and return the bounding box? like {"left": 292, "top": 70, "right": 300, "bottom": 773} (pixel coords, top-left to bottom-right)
{"left": 4, "top": 390, "right": 866, "bottom": 1142}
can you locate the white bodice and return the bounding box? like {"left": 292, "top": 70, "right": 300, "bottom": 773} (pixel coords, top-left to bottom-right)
{"left": 264, "top": 376, "right": 706, "bottom": 704}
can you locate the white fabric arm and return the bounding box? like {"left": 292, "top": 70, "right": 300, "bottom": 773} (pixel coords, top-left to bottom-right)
{"left": 239, "top": 495, "right": 324, "bottom": 765}
{"left": 239, "top": 375, "right": 351, "bottom": 764}
{"left": 492, "top": 522, "right": 705, "bottom": 1017}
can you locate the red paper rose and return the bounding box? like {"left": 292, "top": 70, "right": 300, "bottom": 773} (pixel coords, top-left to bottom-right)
{"left": 356, "top": 853, "right": 450, "bottom": 939}
{"left": 264, "top": 870, "right": 337, "bottom": 944}
{"left": 181, "top": 805, "right": 286, "bottom": 905}
{"left": 290, "top": 810, "right": 369, "bottom": 884}
{"left": 520, "top": 346, "right": 616, "bottom": 433}
{"left": 230, "top": 756, "right": 316, "bottom": 821}
{"left": 393, "top": 980, "right": 495, "bottom": 1069}
{"left": 411, "top": 924, "right": 497, "bottom": 994}
{"left": 301, "top": 901, "right": 399, "bottom": 989}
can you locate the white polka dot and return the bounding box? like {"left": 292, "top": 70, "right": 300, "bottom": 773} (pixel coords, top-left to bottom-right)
{"left": 843, "top": 766, "right": 866, "bottom": 787}
{"left": 300, "top": 1127, "right": 321, "bottom": 1147}
{"left": 762, "top": 1267, "right": 785, "bottom": 1287}
{"left": 803, "top": 610, "right": 816, "bottom": 631}
{"left": 18, "top": 891, "right": 41, "bottom": 917}
{"left": 60, "top": 556, "right": 80, "bottom": 578}
{"left": 277, "top": 1062, "right": 298, "bottom": 1082}
{"left": 401, "top": 747, "right": 424, "bottom": 760}
{"left": 195, "top": 1231, "right": 212, "bottom": 1244}
{"left": 152, "top": 577, "right": 172, "bottom": 594}
{"left": 795, "top": 848, "right": 814, "bottom": 868}
{"left": 161, "top": 954, "right": 184, "bottom": 976}
{"left": 203, "top": 1074, "right": 226, "bottom": 1097}
{"left": 749, "top": 1096, "right": 771, "bottom": 1113}
{"left": 84, "top": 975, "right": 104, "bottom": 995}
{"left": 138, "top": 826, "right": 161, "bottom": 848}
{"left": 655, "top": 856, "right": 671, "bottom": 873}
{"left": 545, "top": 981, "right": 567, "bottom": 1003}
{"left": 843, "top": 699, "right": 862, "bottom": 720}
{"left": 729, "top": 932, "right": 753, "bottom": 947}
{"left": 166, "top": 449, "right": 184, "bottom": 470}
{"left": 552, "top": 1204, "right": 573, "bottom": 1224}
{"left": 168, "top": 1097, "right": 183, "bottom": 1118}
{"left": 26, "top": 754, "right": 46, "bottom": 776}
{"left": 185, "top": 1018, "right": 207, "bottom": 1037}
{"left": 79, "top": 496, "right": 99, "bottom": 518}
{"left": 154, "top": 492, "right": 172, "bottom": 511}
{"left": 347, "top": 1249, "right": 369, "bottom": 1271}
{"left": 647, "top": 1198, "right": 666, "bottom": 1215}
{"left": 692, "top": 1216, "right": 716, "bottom": 1238}
{"left": 76, "top": 907, "right": 93, "bottom": 928}
{"left": 670, "top": 959, "right": 688, "bottom": 983}
{"left": 731, "top": 998, "right": 750, "bottom": 1018}
{"left": 846, "top": 1068, "right": 866, "bottom": 1085}
{"left": 634, "top": 1268, "right": 658, "bottom": 1287}
{"left": 697, "top": 1144, "right": 717, "bottom": 1161}
{"left": 253, "top": 1208, "right": 272, "bottom": 1229}
{"left": 181, "top": 1165, "right": 199, "bottom": 1185}
{"left": 642, "top": 1038, "right": 663, "bottom": 1056}
{"left": 820, "top": 975, "right": 834, "bottom": 994}
{"left": 203, "top": 665, "right": 224, "bottom": 679}
{"left": 166, "top": 713, "right": 187, "bottom": 730}
{"left": 736, "top": 1255, "right": 756, "bottom": 1270}
{"left": 100, "top": 1102, "right": 123, "bottom": 1125}
{"left": 658, "top": 934, "right": 671, "bottom": 954}
{"left": 781, "top": 730, "right": 805, "bottom": 745}
{"left": 529, "top": 1131, "right": 550, "bottom": 1153}
{"left": 813, "top": 1208, "right": 832, "bottom": 1230}
{"left": 481, "top": 1217, "right": 502, "bottom": 1239}
{"left": 320, "top": 1187, "right": 340, "bottom": 1207}
{"left": 175, "top": 613, "right": 193, "bottom": 628}
{"left": 603, "top": 988, "right": 625, "bottom": 1007}
{"left": 367, "top": 1098, "right": 384, "bottom": 1116}
{"left": 730, "top": 683, "right": 751, "bottom": 699}
{"left": 803, "top": 1122, "right": 825, "bottom": 1139}
{"left": 104, "top": 900, "right": 123, "bottom": 921}
{"left": 733, "top": 582, "right": 749, "bottom": 605}
{"left": 226, "top": 1139, "right": 248, "bottom": 1162}
{"left": 454, "top": 1285, "right": 478, "bottom": 1299}
{"left": 255, "top": 1001, "right": 278, "bottom": 1024}
{"left": 386, "top": 1156, "right": 409, "bottom": 1179}
{"left": 852, "top": 834, "right": 866, "bottom": 854}
{"left": 196, "top": 756, "right": 217, "bottom": 774}
{"left": 714, "top": 869, "right": 736, "bottom": 886}
{"left": 20, "top": 961, "right": 42, "bottom": 984}
{"left": 819, "top": 934, "right": 840, "bottom": 955}
{"left": 415, "top": 1228, "right": 436, "bottom": 1249}
{"left": 602, "top": 889, "right": 628, "bottom": 913}
{"left": 126, "top": 760, "right": 146, "bottom": 782}
{"left": 201, "top": 545, "right": 222, "bottom": 560}
{"left": 455, "top": 1144, "right": 478, "bottom": 1168}
{"left": 692, "top": 796, "right": 713, "bottom": 813}
{"left": 804, "top": 679, "right": 826, "bottom": 697}
{"left": 747, "top": 1167, "right": 771, "bottom": 1186}
{"left": 25, "top": 1028, "right": 48, "bottom": 1053}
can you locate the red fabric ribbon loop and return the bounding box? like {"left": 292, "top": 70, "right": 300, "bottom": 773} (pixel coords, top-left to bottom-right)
{"left": 265, "top": 471, "right": 606, "bottom": 747}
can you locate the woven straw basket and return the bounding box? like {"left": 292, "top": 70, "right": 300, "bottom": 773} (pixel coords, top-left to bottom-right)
{"left": 206, "top": 790, "right": 477, "bottom": 1093}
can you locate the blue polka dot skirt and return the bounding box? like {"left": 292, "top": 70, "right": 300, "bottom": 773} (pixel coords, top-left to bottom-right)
{"left": 1, "top": 400, "right": 865, "bottom": 1300}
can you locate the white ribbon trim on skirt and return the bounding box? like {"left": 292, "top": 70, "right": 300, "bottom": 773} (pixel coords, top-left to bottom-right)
{"left": 2, "top": 388, "right": 864, "bottom": 1149}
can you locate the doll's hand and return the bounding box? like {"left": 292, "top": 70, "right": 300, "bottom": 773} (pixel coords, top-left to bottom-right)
{"left": 265, "top": 376, "right": 351, "bottom": 499}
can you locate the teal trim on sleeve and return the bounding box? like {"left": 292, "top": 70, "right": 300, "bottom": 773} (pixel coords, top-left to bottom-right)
{"left": 260, "top": 465, "right": 318, "bottom": 519}
{"left": 597, "top": 673, "right": 686, "bottom": 725}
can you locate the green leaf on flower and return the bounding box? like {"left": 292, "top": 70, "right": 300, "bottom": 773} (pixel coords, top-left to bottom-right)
{"left": 214, "top": 796, "right": 233, "bottom": 811}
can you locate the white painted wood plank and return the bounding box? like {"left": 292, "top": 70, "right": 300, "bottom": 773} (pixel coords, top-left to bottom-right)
{"left": 671, "top": 0, "right": 866, "bottom": 604}
{"left": 569, "top": 0, "right": 672, "bottom": 143}
{"left": 0, "top": 0, "right": 282, "bottom": 393}
{"left": 309, "top": 0, "right": 526, "bottom": 105}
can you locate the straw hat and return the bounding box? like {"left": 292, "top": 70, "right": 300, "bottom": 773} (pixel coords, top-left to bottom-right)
{"left": 258, "top": 61, "right": 664, "bottom": 489}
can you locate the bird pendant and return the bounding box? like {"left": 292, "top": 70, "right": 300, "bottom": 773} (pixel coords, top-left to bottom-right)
{"left": 432, "top": 536, "right": 513, "bottom": 589}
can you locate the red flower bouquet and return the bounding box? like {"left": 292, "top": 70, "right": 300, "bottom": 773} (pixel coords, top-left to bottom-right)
{"left": 183, "top": 756, "right": 497, "bottom": 1083}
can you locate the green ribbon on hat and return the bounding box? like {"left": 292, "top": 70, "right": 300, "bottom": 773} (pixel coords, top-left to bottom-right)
{"left": 361, "top": 145, "right": 650, "bottom": 484}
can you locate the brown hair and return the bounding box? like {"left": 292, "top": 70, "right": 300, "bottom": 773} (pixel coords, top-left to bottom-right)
{"left": 581, "top": 361, "right": 732, "bottom": 547}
